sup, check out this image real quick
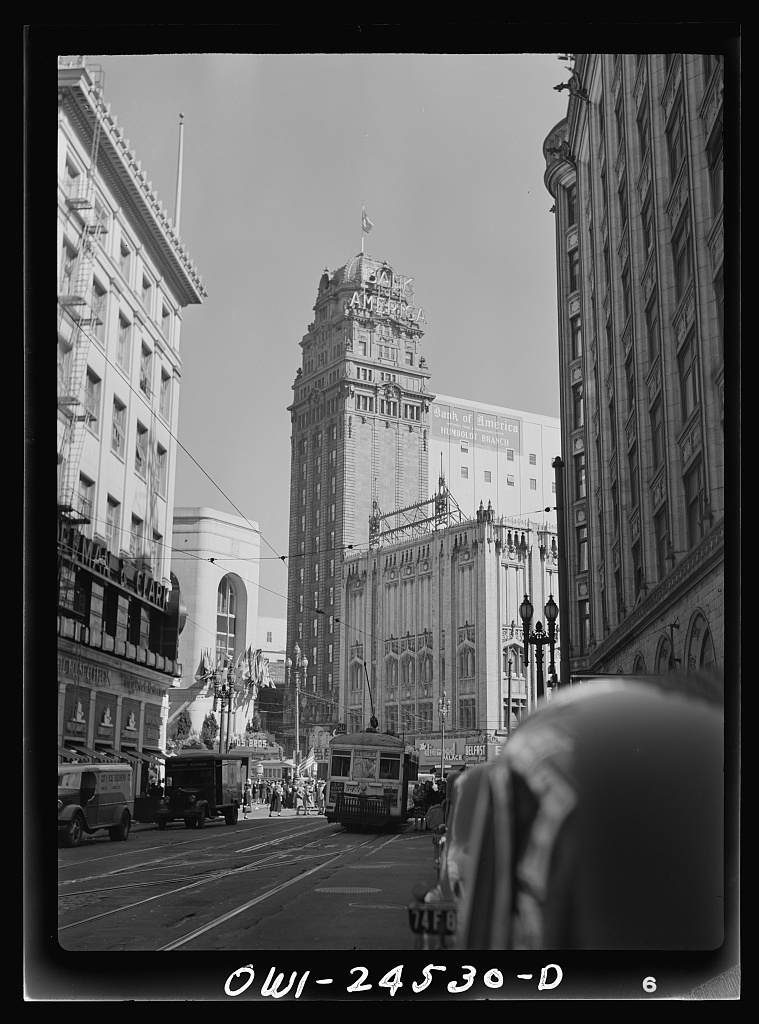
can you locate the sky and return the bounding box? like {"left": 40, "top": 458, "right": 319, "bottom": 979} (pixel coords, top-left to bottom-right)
{"left": 86, "top": 51, "right": 572, "bottom": 620}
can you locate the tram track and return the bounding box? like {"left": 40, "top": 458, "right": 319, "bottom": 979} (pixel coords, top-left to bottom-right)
{"left": 58, "top": 822, "right": 399, "bottom": 943}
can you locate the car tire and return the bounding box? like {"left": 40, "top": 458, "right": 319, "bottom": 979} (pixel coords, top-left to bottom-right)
{"left": 64, "top": 813, "right": 85, "bottom": 848}
{"left": 109, "top": 810, "right": 131, "bottom": 842}
{"left": 224, "top": 807, "right": 237, "bottom": 825}
{"left": 157, "top": 818, "right": 167, "bottom": 831}
{"left": 184, "top": 817, "right": 194, "bottom": 829}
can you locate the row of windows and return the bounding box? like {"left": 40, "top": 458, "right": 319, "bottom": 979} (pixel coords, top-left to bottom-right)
{"left": 381, "top": 698, "right": 478, "bottom": 733}
{"left": 61, "top": 160, "right": 177, "bottom": 339}
{"left": 461, "top": 466, "right": 551, "bottom": 492}
{"left": 77, "top": 476, "right": 164, "bottom": 565}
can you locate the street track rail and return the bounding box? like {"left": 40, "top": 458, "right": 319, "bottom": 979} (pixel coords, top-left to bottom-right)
{"left": 58, "top": 820, "right": 400, "bottom": 946}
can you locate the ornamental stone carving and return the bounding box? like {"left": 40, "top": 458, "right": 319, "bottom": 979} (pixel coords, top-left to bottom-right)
{"left": 673, "top": 288, "right": 695, "bottom": 347}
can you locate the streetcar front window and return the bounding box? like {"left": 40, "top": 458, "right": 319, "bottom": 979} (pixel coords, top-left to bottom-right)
{"left": 353, "top": 753, "right": 377, "bottom": 779}
{"left": 379, "top": 756, "right": 400, "bottom": 780}
{"left": 331, "top": 751, "right": 351, "bottom": 777}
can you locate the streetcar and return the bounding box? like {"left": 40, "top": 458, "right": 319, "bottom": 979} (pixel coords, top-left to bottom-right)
{"left": 325, "top": 731, "right": 419, "bottom": 830}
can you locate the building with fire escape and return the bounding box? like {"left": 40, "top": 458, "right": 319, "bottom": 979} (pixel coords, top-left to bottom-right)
{"left": 56, "top": 57, "right": 206, "bottom": 795}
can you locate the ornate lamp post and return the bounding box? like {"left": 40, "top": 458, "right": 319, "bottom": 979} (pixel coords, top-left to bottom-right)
{"left": 212, "top": 658, "right": 236, "bottom": 754}
{"left": 438, "top": 691, "right": 450, "bottom": 781}
{"left": 519, "top": 593, "right": 559, "bottom": 704}
{"left": 285, "top": 646, "right": 308, "bottom": 774}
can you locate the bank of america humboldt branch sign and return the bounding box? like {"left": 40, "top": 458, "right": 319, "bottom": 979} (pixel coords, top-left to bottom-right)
{"left": 429, "top": 400, "right": 522, "bottom": 454}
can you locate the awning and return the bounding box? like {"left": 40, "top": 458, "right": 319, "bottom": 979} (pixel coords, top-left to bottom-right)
{"left": 65, "top": 743, "right": 120, "bottom": 763}
{"left": 104, "top": 748, "right": 141, "bottom": 767}
{"left": 58, "top": 745, "right": 89, "bottom": 763}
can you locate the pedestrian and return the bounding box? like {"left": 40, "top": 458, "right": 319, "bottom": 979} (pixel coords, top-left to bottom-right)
{"left": 304, "top": 782, "right": 314, "bottom": 815}
{"left": 316, "top": 780, "right": 326, "bottom": 814}
{"left": 294, "top": 781, "right": 304, "bottom": 815}
{"left": 269, "top": 782, "right": 282, "bottom": 817}
{"left": 243, "top": 780, "right": 253, "bottom": 819}
{"left": 412, "top": 781, "right": 425, "bottom": 831}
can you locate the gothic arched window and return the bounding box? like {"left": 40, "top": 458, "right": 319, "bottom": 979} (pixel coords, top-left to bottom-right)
{"left": 216, "top": 577, "right": 236, "bottom": 660}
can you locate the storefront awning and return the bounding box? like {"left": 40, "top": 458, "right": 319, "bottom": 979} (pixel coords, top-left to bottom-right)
{"left": 58, "top": 745, "right": 89, "bottom": 763}
{"left": 65, "top": 743, "right": 121, "bottom": 763}
{"left": 104, "top": 749, "right": 141, "bottom": 767}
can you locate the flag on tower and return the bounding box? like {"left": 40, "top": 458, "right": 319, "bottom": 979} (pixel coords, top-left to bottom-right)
{"left": 362, "top": 206, "right": 374, "bottom": 233}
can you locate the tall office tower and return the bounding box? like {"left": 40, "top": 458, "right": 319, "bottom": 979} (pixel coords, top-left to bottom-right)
{"left": 285, "top": 253, "right": 433, "bottom": 756}
{"left": 543, "top": 54, "right": 725, "bottom": 680}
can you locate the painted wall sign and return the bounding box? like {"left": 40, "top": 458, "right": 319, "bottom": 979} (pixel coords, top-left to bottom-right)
{"left": 430, "top": 402, "right": 523, "bottom": 454}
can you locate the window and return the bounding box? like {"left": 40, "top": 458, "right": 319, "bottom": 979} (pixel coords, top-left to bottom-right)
{"left": 578, "top": 600, "right": 590, "bottom": 655}
{"left": 636, "top": 94, "right": 650, "bottom": 160}
{"left": 611, "top": 480, "right": 620, "bottom": 534}
{"left": 618, "top": 175, "right": 628, "bottom": 229}
{"left": 405, "top": 350, "right": 413, "bottom": 366}
{"left": 625, "top": 355, "right": 635, "bottom": 410}
{"left": 507, "top": 475, "right": 515, "bottom": 487}
{"left": 119, "top": 239, "right": 132, "bottom": 281}
{"left": 460, "top": 440, "right": 469, "bottom": 453}
{"left": 666, "top": 94, "right": 686, "bottom": 181}
{"left": 459, "top": 698, "right": 476, "bottom": 730}
{"left": 685, "top": 462, "right": 704, "bottom": 548}
{"left": 106, "top": 496, "right": 121, "bottom": 553}
{"left": 645, "top": 293, "right": 660, "bottom": 362}
{"left": 569, "top": 248, "right": 580, "bottom": 293}
{"left": 92, "top": 281, "right": 107, "bottom": 341}
{"left": 530, "top": 478, "right": 537, "bottom": 490}
{"left": 216, "top": 577, "right": 236, "bottom": 660}
{"left": 117, "top": 316, "right": 131, "bottom": 371}
{"left": 629, "top": 445, "right": 639, "bottom": 508}
{"left": 151, "top": 531, "right": 163, "bottom": 572}
{"left": 570, "top": 315, "right": 583, "bottom": 360}
{"left": 573, "top": 384, "right": 584, "bottom": 429}
{"left": 575, "top": 452, "right": 586, "bottom": 498}
{"left": 707, "top": 120, "right": 724, "bottom": 216}
{"left": 484, "top": 471, "right": 491, "bottom": 483}
{"left": 84, "top": 369, "right": 101, "bottom": 434}
{"left": 529, "top": 453, "right": 537, "bottom": 465}
{"left": 59, "top": 241, "right": 77, "bottom": 296}
{"left": 140, "top": 345, "right": 153, "bottom": 397}
{"left": 461, "top": 466, "right": 469, "bottom": 479}
{"left": 641, "top": 197, "right": 655, "bottom": 259}
{"left": 714, "top": 267, "right": 725, "bottom": 357}
{"left": 672, "top": 215, "right": 693, "bottom": 303}
{"left": 622, "top": 264, "right": 632, "bottom": 321}
{"left": 156, "top": 444, "right": 167, "bottom": 496}
{"left": 159, "top": 371, "right": 171, "bottom": 419}
{"left": 679, "top": 333, "right": 699, "bottom": 422}
{"left": 141, "top": 275, "right": 152, "bottom": 312}
{"left": 130, "top": 515, "right": 143, "bottom": 558}
{"left": 161, "top": 306, "right": 171, "bottom": 339}
{"left": 507, "top": 449, "right": 514, "bottom": 462}
{"left": 135, "top": 422, "right": 148, "bottom": 478}
{"left": 566, "top": 183, "right": 577, "bottom": 226}
{"left": 632, "top": 540, "right": 643, "bottom": 594}
{"left": 111, "top": 398, "right": 126, "bottom": 457}
{"left": 651, "top": 399, "right": 664, "bottom": 470}
{"left": 577, "top": 524, "right": 588, "bottom": 572}
{"left": 614, "top": 96, "right": 625, "bottom": 146}
{"left": 78, "top": 474, "right": 94, "bottom": 526}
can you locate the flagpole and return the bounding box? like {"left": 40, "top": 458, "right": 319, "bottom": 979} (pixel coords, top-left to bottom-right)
{"left": 361, "top": 203, "right": 364, "bottom": 254}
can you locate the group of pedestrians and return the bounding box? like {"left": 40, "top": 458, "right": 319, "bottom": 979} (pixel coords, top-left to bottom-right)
{"left": 242, "top": 776, "right": 327, "bottom": 819}
{"left": 411, "top": 778, "right": 444, "bottom": 831}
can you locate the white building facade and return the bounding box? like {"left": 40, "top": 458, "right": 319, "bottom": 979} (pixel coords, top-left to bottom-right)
{"left": 56, "top": 58, "right": 206, "bottom": 790}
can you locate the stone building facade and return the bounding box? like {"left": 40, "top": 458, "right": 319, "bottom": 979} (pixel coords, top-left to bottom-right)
{"left": 542, "top": 53, "right": 725, "bottom": 680}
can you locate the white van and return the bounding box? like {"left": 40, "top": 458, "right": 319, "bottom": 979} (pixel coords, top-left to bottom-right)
{"left": 58, "top": 763, "right": 134, "bottom": 847}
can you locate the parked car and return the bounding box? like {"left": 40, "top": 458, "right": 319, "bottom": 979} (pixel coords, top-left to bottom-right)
{"left": 58, "top": 763, "right": 134, "bottom": 847}
{"left": 157, "top": 751, "right": 243, "bottom": 829}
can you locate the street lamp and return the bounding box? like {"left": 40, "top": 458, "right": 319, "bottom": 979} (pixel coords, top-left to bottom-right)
{"left": 285, "top": 646, "right": 308, "bottom": 774}
{"left": 438, "top": 691, "right": 450, "bottom": 782}
{"left": 519, "top": 593, "right": 559, "bottom": 704}
{"left": 212, "top": 659, "right": 236, "bottom": 754}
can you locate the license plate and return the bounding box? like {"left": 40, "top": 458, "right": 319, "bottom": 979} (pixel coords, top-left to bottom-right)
{"left": 407, "top": 901, "right": 457, "bottom": 935}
